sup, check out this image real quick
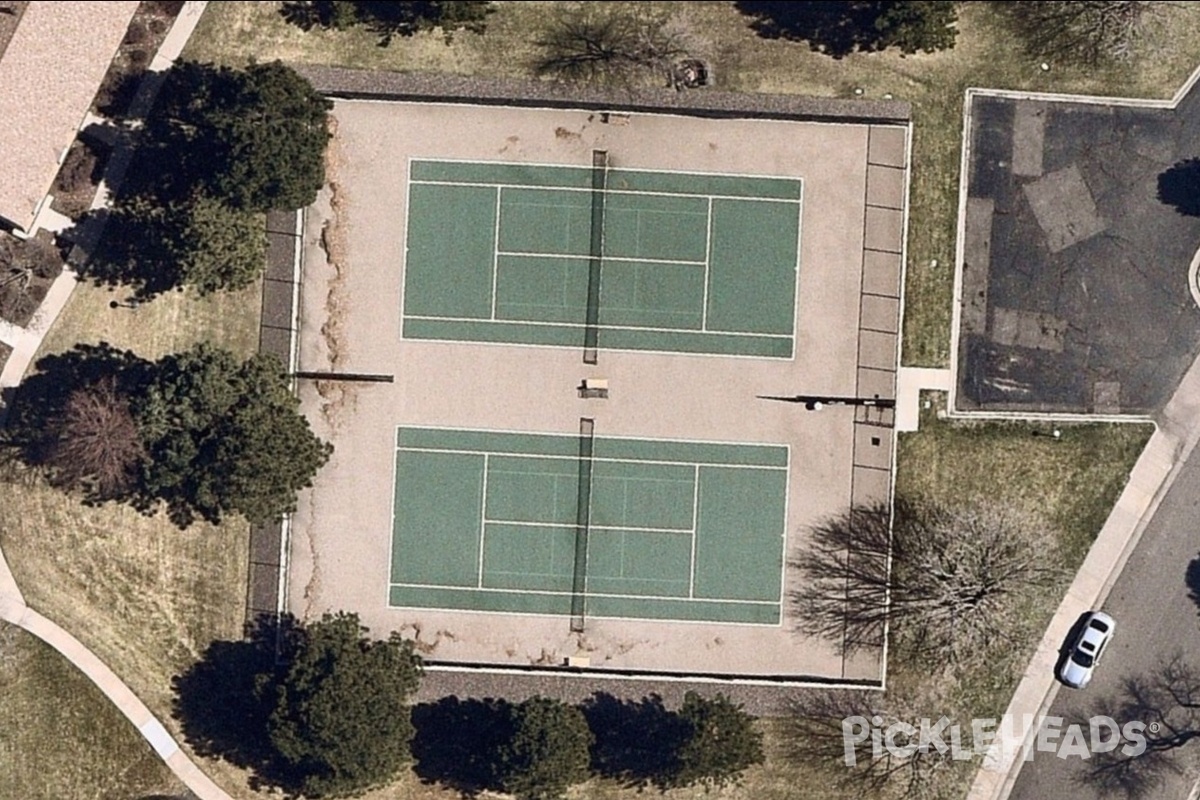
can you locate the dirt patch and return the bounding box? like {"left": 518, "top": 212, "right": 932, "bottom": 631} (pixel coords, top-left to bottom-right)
{"left": 0, "top": 233, "right": 63, "bottom": 328}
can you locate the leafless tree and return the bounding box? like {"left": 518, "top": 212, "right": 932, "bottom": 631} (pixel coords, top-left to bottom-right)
{"left": 1076, "top": 653, "right": 1200, "bottom": 798}
{"left": 532, "top": 5, "right": 699, "bottom": 88}
{"left": 45, "top": 377, "right": 145, "bottom": 500}
{"left": 1010, "top": 1, "right": 1169, "bottom": 64}
{"left": 784, "top": 688, "right": 960, "bottom": 798}
{"left": 0, "top": 234, "right": 62, "bottom": 324}
{"left": 792, "top": 499, "right": 1063, "bottom": 664}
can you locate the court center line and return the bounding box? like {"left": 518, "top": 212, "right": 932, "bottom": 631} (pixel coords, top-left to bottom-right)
{"left": 477, "top": 453, "right": 489, "bottom": 588}
{"left": 490, "top": 187, "right": 502, "bottom": 321}
{"left": 495, "top": 249, "right": 707, "bottom": 267}
{"left": 702, "top": 197, "right": 713, "bottom": 331}
{"left": 690, "top": 465, "right": 700, "bottom": 598}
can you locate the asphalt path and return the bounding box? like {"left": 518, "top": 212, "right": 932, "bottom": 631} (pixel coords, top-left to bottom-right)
{"left": 1010, "top": 448, "right": 1200, "bottom": 800}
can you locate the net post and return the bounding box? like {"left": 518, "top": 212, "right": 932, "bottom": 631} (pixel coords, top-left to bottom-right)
{"left": 583, "top": 150, "right": 607, "bottom": 365}
{"left": 571, "top": 417, "right": 595, "bottom": 632}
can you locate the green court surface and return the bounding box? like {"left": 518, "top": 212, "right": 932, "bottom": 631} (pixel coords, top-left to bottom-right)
{"left": 389, "top": 427, "right": 789, "bottom": 625}
{"left": 402, "top": 160, "right": 802, "bottom": 358}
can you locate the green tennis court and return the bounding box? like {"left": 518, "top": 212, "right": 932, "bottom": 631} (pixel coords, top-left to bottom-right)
{"left": 389, "top": 426, "right": 789, "bottom": 625}
{"left": 401, "top": 159, "right": 802, "bottom": 358}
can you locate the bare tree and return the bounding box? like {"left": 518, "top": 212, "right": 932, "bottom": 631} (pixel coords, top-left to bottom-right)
{"left": 1009, "top": 1, "right": 1169, "bottom": 64}
{"left": 784, "top": 688, "right": 960, "bottom": 798}
{"left": 0, "top": 234, "right": 63, "bottom": 325}
{"left": 1077, "top": 653, "right": 1200, "bottom": 798}
{"left": 792, "top": 498, "right": 1063, "bottom": 664}
{"left": 532, "top": 5, "right": 699, "bottom": 88}
{"left": 45, "top": 377, "right": 145, "bottom": 500}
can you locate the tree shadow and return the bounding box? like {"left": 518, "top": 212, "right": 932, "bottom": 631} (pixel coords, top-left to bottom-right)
{"left": 1186, "top": 553, "right": 1200, "bottom": 616}
{"left": 67, "top": 204, "right": 184, "bottom": 301}
{"left": 580, "top": 692, "right": 688, "bottom": 788}
{"left": 734, "top": 1, "right": 885, "bottom": 57}
{"left": 1, "top": 342, "right": 150, "bottom": 456}
{"left": 1158, "top": 159, "right": 1200, "bottom": 216}
{"left": 171, "top": 613, "right": 305, "bottom": 794}
{"left": 411, "top": 696, "right": 514, "bottom": 795}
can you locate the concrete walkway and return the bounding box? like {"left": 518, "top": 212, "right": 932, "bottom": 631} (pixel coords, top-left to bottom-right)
{"left": 896, "top": 366, "right": 953, "bottom": 431}
{"left": 967, "top": 344, "right": 1200, "bottom": 800}
{"left": 0, "top": 4, "right": 233, "bottom": 800}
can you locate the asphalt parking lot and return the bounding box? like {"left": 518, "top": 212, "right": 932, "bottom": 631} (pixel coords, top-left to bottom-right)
{"left": 957, "top": 86, "right": 1200, "bottom": 415}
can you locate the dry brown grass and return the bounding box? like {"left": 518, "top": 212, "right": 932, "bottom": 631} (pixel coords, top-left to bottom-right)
{"left": 0, "top": 266, "right": 261, "bottom": 794}
{"left": 184, "top": 1, "right": 1200, "bottom": 368}
{"left": 0, "top": 622, "right": 187, "bottom": 800}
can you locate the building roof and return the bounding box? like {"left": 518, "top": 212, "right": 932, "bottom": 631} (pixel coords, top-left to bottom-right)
{"left": 0, "top": 1, "right": 138, "bottom": 234}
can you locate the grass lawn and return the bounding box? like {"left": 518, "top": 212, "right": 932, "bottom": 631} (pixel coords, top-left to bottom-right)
{"left": 0, "top": 280, "right": 261, "bottom": 793}
{"left": 0, "top": 623, "right": 186, "bottom": 800}
{"left": 183, "top": 1, "right": 1200, "bottom": 368}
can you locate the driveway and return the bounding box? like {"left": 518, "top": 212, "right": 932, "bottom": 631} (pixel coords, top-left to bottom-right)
{"left": 956, "top": 82, "right": 1200, "bottom": 415}
{"left": 1009, "top": 444, "right": 1200, "bottom": 799}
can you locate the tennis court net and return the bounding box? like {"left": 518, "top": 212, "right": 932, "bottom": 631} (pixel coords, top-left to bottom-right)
{"left": 570, "top": 417, "right": 595, "bottom": 631}
{"left": 582, "top": 150, "right": 607, "bottom": 365}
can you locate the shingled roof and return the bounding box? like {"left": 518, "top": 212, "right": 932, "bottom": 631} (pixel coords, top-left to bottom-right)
{"left": 0, "top": 1, "right": 138, "bottom": 234}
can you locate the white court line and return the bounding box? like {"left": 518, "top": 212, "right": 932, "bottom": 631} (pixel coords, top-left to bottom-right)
{"left": 399, "top": 446, "right": 787, "bottom": 471}
{"left": 405, "top": 312, "right": 791, "bottom": 339}
{"left": 410, "top": 178, "right": 803, "bottom": 206}
{"left": 489, "top": 187, "right": 501, "bottom": 320}
{"left": 484, "top": 519, "right": 692, "bottom": 535}
{"left": 689, "top": 465, "right": 700, "bottom": 598}
{"left": 390, "top": 580, "right": 776, "bottom": 606}
{"left": 702, "top": 197, "right": 713, "bottom": 331}
{"left": 397, "top": 423, "right": 794, "bottom": 457}
{"left": 496, "top": 249, "right": 707, "bottom": 267}
{"left": 477, "top": 453, "right": 489, "bottom": 587}
{"left": 411, "top": 154, "right": 810, "bottom": 185}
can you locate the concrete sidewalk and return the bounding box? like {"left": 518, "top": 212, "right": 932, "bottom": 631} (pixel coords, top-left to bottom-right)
{"left": 966, "top": 345, "right": 1200, "bottom": 800}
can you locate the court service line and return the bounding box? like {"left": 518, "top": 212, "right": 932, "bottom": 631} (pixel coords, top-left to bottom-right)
{"left": 404, "top": 312, "right": 791, "bottom": 339}
{"left": 484, "top": 519, "right": 692, "bottom": 535}
{"left": 409, "top": 178, "right": 802, "bottom": 206}
{"left": 701, "top": 197, "right": 714, "bottom": 331}
{"left": 477, "top": 453, "right": 489, "bottom": 588}
{"left": 398, "top": 446, "right": 788, "bottom": 471}
{"left": 689, "top": 465, "right": 700, "bottom": 598}
{"left": 495, "top": 249, "right": 707, "bottom": 268}
{"left": 489, "top": 188, "right": 502, "bottom": 321}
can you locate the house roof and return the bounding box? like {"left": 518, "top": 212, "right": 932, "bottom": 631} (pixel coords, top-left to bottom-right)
{"left": 0, "top": 1, "right": 138, "bottom": 234}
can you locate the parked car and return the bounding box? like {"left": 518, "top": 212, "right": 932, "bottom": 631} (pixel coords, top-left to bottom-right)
{"left": 1059, "top": 611, "right": 1116, "bottom": 689}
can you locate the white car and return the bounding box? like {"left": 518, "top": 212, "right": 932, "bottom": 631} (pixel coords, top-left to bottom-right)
{"left": 1059, "top": 611, "right": 1115, "bottom": 689}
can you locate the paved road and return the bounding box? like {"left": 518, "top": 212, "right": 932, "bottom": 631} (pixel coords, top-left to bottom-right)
{"left": 1010, "top": 448, "right": 1200, "bottom": 800}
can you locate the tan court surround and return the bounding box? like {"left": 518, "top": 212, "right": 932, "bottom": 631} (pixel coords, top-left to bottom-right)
{"left": 288, "top": 97, "right": 909, "bottom": 684}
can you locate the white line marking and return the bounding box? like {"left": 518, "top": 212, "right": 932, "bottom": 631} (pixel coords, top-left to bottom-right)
{"left": 690, "top": 465, "right": 700, "bottom": 598}
{"left": 478, "top": 453, "right": 489, "bottom": 587}
{"left": 399, "top": 446, "right": 787, "bottom": 471}
{"left": 496, "top": 249, "right": 707, "bottom": 267}
{"left": 702, "top": 196, "right": 713, "bottom": 331}
{"left": 405, "top": 313, "right": 791, "bottom": 339}
{"left": 484, "top": 519, "right": 693, "bottom": 535}
{"left": 410, "top": 179, "right": 802, "bottom": 205}
{"left": 390, "top": 580, "right": 776, "bottom": 606}
{"left": 490, "top": 187, "right": 502, "bottom": 320}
